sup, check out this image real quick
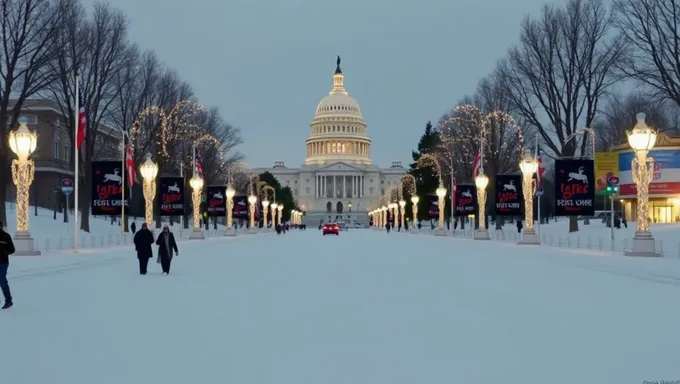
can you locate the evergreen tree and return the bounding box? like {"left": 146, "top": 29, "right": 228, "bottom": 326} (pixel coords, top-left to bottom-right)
{"left": 258, "top": 172, "right": 298, "bottom": 221}
{"left": 409, "top": 121, "right": 442, "bottom": 221}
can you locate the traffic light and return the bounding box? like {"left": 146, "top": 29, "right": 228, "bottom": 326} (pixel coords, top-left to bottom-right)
{"left": 605, "top": 182, "right": 619, "bottom": 194}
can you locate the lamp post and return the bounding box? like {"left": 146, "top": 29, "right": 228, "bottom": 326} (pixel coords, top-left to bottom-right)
{"left": 474, "top": 170, "right": 490, "bottom": 240}
{"left": 381, "top": 206, "right": 387, "bottom": 229}
{"left": 139, "top": 155, "right": 158, "bottom": 227}
{"left": 189, "top": 171, "right": 205, "bottom": 239}
{"left": 518, "top": 152, "right": 539, "bottom": 244}
{"left": 388, "top": 203, "right": 396, "bottom": 229}
{"left": 271, "top": 202, "right": 278, "bottom": 228}
{"left": 225, "top": 185, "right": 236, "bottom": 236}
{"left": 262, "top": 198, "right": 270, "bottom": 230}
{"left": 410, "top": 196, "right": 419, "bottom": 233}
{"left": 277, "top": 204, "right": 284, "bottom": 226}
{"left": 8, "top": 117, "right": 40, "bottom": 255}
{"left": 435, "top": 182, "right": 447, "bottom": 234}
{"left": 625, "top": 113, "right": 659, "bottom": 256}
{"left": 247, "top": 195, "right": 257, "bottom": 233}
{"left": 398, "top": 200, "right": 406, "bottom": 230}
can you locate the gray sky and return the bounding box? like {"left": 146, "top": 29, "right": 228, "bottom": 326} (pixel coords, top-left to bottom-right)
{"left": 111, "top": 0, "right": 549, "bottom": 169}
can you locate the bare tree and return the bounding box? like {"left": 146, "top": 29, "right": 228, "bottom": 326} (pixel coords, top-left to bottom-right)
{"left": 499, "top": 0, "right": 624, "bottom": 232}
{"left": 0, "top": 0, "right": 71, "bottom": 224}
{"left": 47, "top": 2, "right": 133, "bottom": 232}
{"left": 614, "top": 0, "right": 680, "bottom": 106}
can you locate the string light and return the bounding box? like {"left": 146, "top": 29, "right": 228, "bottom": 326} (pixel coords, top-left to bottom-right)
{"left": 415, "top": 153, "right": 443, "bottom": 182}
{"left": 632, "top": 155, "right": 654, "bottom": 232}
{"left": 11, "top": 159, "right": 34, "bottom": 232}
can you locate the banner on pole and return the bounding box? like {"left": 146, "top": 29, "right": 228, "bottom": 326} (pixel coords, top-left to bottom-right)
{"left": 554, "top": 159, "right": 595, "bottom": 216}
{"left": 427, "top": 194, "right": 440, "bottom": 219}
{"left": 206, "top": 186, "right": 226, "bottom": 217}
{"left": 232, "top": 195, "right": 248, "bottom": 218}
{"left": 91, "top": 161, "right": 128, "bottom": 216}
{"left": 454, "top": 184, "right": 478, "bottom": 216}
{"left": 159, "top": 177, "right": 185, "bottom": 216}
{"left": 494, "top": 174, "right": 523, "bottom": 215}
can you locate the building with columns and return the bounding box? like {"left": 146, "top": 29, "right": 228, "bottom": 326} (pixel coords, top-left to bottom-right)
{"left": 253, "top": 57, "right": 406, "bottom": 224}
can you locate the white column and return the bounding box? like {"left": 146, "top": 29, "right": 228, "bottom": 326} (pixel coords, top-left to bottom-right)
{"left": 343, "top": 175, "right": 346, "bottom": 198}
{"left": 322, "top": 175, "right": 326, "bottom": 198}
{"left": 360, "top": 175, "right": 364, "bottom": 197}
{"left": 333, "top": 175, "right": 336, "bottom": 198}
{"left": 316, "top": 175, "right": 319, "bottom": 198}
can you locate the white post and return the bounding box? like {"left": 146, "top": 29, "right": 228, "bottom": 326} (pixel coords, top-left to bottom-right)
{"left": 537, "top": 196, "right": 541, "bottom": 237}
{"left": 610, "top": 194, "right": 615, "bottom": 245}
{"left": 73, "top": 74, "right": 79, "bottom": 253}
{"left": 121, "top": 133, "right": 125, "bottom": 237}
{"left": 180, "top": 158, "right": 184, "bottom": 228}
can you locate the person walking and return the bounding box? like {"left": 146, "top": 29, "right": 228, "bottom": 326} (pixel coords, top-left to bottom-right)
{"left": 156, "top": 225, "right": 178, "bottom": 275}
{"left": 133, "top": 223, "right": 154, "bottom": 275}
{"left": 0, "top": 221, "right": 16, "bottom": 309}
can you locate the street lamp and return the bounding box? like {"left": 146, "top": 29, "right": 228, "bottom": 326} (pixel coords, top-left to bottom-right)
{"left": 388, "top": 203, "right": 396, "bottom": 229}
{"left": 518, "top": 152, "right": 539, "bottom": 244}
{"left": 248, "top": 194, "right": 257, "bottom": 232}
{"left": 262, "top": 198, "right": 270, "bottom": 230}
{"left": 225, "top": 185, "right": 236, "bottom": 236}
{"left": 277, "top": 204, "right": 284, "bottom": 226}
{"left": 435, "top": 182, "right": 447, "bottom": 233}
{"left": 398, "top": 199, "right": 406, "bottom": 230}
{"left": 474, "top": 171, "right": 490, "bottom": 240}
{"left": 381, "top": 206, "right": 388, "bottom": 229}
{"left": 410, "top": 196, "right": 419, "bottom": 233}
{"left": 271, "top": 202, "right": 278, "bottom": 228}
{"left": 189, "top": 171, "right": 204, "bottom": 239}
{"left": 626, "top": 112, "right": 659, "bottom": 256}
{"left": 139, "top": 155, "right": 158, "bottom": 227}
{"left": 8, "top": 117, "right": 40, "bottom": 255}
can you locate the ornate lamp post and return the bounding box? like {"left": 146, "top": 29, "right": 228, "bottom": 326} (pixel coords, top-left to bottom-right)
{"left": 474, "top": 170, "right": 490, "bottom": 240}
{"left": 435, "top": 182, "right": 447, "bottom": 234}
{"left": 381, "top": 206, "right": 388, "bottom": 229}
{"left": 225, "top": 185, "right": 236, "bottom": 236}
{"left": 270, "top": 202, "right": 278, "bottom": 228}
{"left": 410, "top": 196, "right": 419, "bottom": 233}
{"left": 139, "top": 155, "right": 158, "bottom": 227}
{"left": 8, "top": 117, "right": 40, "bottom": 255}
{"left": 247, "top": 195, "right": 257, "bottom": 233}
{"left": 388, "top": 203, "right": 396, "bottom": 228}
{"left": 262, "top": 198, "right": 270, "bottom": 230}
{"left": 277, "top": 204, "right": 284, "bottom": 226}
{"left": 625, "top": 113, "right": 659, "bottom": 256}
{"left": 189, "top": 171, "right": 205, "bottom": 240}
{"left": 398, "top": 199, "right": 406, "bottom": 229}
{"left": 518, "top": 152, "right": 539, "bottom": 244}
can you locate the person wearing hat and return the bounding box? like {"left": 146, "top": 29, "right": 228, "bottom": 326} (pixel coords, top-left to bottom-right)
{"left": 155, "top": 224, "right": 178, "bottom": 275}
{"left": 0, "top": 221, "right": 16, "bottom": 309}
{"left": 133, "top": 222, "right": 154, "bottom": 275}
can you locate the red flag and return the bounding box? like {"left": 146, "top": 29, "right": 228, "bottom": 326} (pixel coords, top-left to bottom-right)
{"left": 452, "top": 176, "right": 457, "bottom": 212}
{"left": 126, "top": 143, "right": 136, "bottom": 187}
{"left": 195, "top": 153, "right": 203, "bottom": 176}
{"left": 472, "top": 152, "right": 480, "bottom": 178}
{"left": 535, "top": 145, "right": 545, "bottom": 196}
{"left": 77, "top": 94, "right": 86, "bottom": 150}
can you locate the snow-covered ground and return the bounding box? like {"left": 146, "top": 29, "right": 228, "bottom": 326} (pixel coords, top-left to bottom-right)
{"left": 2, "top": 202, "right": 230, "bottom": 253}
{"left": 2, "top": 229, "right": 679, "bottom": 383}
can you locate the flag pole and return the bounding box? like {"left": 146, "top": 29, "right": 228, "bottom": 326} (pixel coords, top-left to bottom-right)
{"left": 121, "top": 130, "right": 126, "bottom": 238}
{"left": 535, "top": 135, "right": 540, "bottom": 237}
{"left": 73, "top": 74, "right": 79, "bottom": 253}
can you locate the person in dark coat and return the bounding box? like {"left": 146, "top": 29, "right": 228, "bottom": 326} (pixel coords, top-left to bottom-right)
{"left": 133, "top": 223, "right": 154, "bottom": 275}
{"left": 0, "top": 221, "right": 16, "bottom": 309}
{"left": 155, "top": 225, "right": 178, "bottom": 275}
{"left": 130, "top": 221, "right": 137, "bottom": 234}
{"left": 516, "top": 219, "right": 523, "bottom": 233}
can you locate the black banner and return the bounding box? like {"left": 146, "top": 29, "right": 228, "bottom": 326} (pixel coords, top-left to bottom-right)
{"left": 91, "top": 161, "right": 129, "bottom": 216}
{"left": 232, "top": 195, "right": 248, "bottom": 218}
{"left": 454, "top": 184, "right": 477, "bottom": 216}
{"left": 554, "top": 159, "right": 595, "bottom": 216}
{"left": 206, "top": 186, "right": 226, "bottom": 217}
{"left": 159, "top": 177, "right": 184, "bottom": 216}
{"left": 494, "top": 174, "right": 523, "bottom": 215}
{"left": 427, "top": 194, "right": 440, "bottom": 219}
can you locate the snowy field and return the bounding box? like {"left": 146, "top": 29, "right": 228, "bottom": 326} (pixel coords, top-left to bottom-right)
{"left": 2, "top": 229, "right": 679, "bottom": 383}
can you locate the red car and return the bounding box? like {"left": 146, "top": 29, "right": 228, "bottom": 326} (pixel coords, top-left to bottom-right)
{"left": 323, "top": 223, "right": 340, "bottom": 235}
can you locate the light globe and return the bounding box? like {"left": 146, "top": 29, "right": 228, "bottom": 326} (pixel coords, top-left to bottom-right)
{"left": 519, "top": 154, "right": 538, "bottom": 176}
{"left": 9, "top": 117, "right": 38, "bottom": 161}
{"left": 278, "top": 204, "right": 283, "bottom": 212}
{"left": 411, "top": 196, "right": 419, "bottom": 204}
{"left": 475, "top": 172, "right": 489, "bottom": 190}
{"left": 248, "top": 195, "right": 257, "bottom": 205}
{"left": 627, "top": 112, "right": 657, "bottom": 152}
{"left": 271, "top": 202, "right": 278, "bottom": 210}
{"left": 262, "top": 199, "right": 270, "bottom": 208}
{"left": 139, "top": 155, "right": 158, "bottom": 181}
{"left": 190, "top": 173, "right": 204, "bottom": 190}
{"left": 226, "top": 185, "right": 236, "bottom": 199}
{"left": 399, "top": 200, "right": 406, "bottom": 208}
{"left": 436, "top": 184, "right": 447, "bottom": 198}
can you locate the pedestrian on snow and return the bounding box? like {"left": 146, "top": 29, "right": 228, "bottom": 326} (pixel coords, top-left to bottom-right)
{"left": 516, "top": 219, "right": 523, "bottom": 233}
{"left": 0, "top": 221, "right": 16, "bottom": 309}
{"left": 156, "top": 225, "right": 178, "bottom": 275}
{"left": 130, "top": 221, "right": 137, "bottom": 234}
{"left": 133, "top": 223, "right": 154, "bottom": 275}
{"left": 385, "top": 222, "right": 391, "bottom": 233}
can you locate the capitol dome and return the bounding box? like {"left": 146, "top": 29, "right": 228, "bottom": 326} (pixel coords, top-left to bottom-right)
{"left": 305, "top": 56, "right": 372, "bottom": 166}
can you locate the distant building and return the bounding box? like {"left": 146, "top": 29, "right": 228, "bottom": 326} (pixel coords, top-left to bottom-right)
{"left": 252, "top": 58, "right": 406, "bottom": 225}
{"left": 6, "top": 99, "right": 122, "bottom": 209}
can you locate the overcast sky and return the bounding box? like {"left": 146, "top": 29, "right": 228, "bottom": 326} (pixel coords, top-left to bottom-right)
{"left": 108, "top": 0, "right": 553, "bottom": 169}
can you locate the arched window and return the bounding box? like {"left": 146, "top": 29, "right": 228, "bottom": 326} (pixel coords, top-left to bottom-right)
{"left": 336, "top": 201, "right": 343, "bottom": 213}
{"left": 326, "top": 201, "right": 332, "bottom": 213}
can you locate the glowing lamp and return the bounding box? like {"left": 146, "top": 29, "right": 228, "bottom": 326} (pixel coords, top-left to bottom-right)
{"left": 271, "top": 202, "right": 278, "bottom": 210}
{"left": 519, "top": 154, "right": 538, "bottom": 176}
{"left": 226, "top": 185, "right": 236, "bottom": 199}
{"left": 190, "top": 173, "right": 204, "bottom": 190}
{"left": 475, "top": 172, "right": 489, "bottom": 190}
{"left": 411, "top": 196, "right": 419, "bottom": 204}
{"left": 248, "top": 195, "right": 257, "bottom": 205}
{"left": 627, "top": 113, "right": 657, "bottom": 152}
{"left": 262, "top": 199, "right": 270, "bottom": 208}
{"left": 399, "top": 200, "right": 406, "bottom": 208}
{"left": 139, "top": 155, "right": 158, "bottom": 181}
{"left": 9, "top": 117, "right": 38, "bottom": 161}
{"left": 436, "top": 184, "right": 447, "bottom": 198}
{"left": 278, "top": 204, "right": 283, "bottom": 212}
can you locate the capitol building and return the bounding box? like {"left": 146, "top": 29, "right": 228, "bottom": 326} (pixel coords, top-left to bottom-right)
{"left": 253, "top": 57, "right": 406, "bottom": 225}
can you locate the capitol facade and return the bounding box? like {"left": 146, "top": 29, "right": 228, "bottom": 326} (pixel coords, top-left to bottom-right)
{"left": 253, "top": 58, "right": 406, "bottom": 225}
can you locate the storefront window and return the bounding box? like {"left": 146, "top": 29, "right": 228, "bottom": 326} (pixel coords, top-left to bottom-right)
{"left": 649, "top": 200, "right": 676, "bottom": 223}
